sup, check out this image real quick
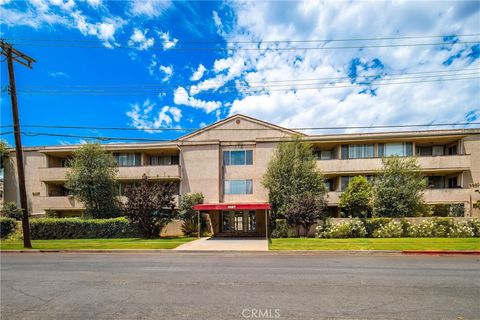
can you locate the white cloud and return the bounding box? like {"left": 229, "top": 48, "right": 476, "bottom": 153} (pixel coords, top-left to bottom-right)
{"left": 0, "top": 2, "right": 123, "bottom": 47}
{"left": 128, "top": 28, "right": 155, "bottom": 50}
{"left": 49, "top": 71, "right": 70, "bottom": 78}
{"left": 190, "top": 64, "right": 207, "bottom": 81}
{"left": 173, "top": 87, "right": 222, "bottom": 113}
{"left": 85, "top": 0, "right": 102, "bottom": 7}
{"left": 129, "top": 0, "right": 171, "bottom": 18}
{"left": 157, "top": 31, "right": 178, "bottom": 50}
{"left": 159, "top": 65, "right": 173, "bottom": 82}
{"left": 208, "top": 1, "right": 480, "bottom": 130}
{"left": 212, "top": 10, "right": 226, "bottom": 37}
{"left": 126, "top": 99, "right": 182, "bottom": 133}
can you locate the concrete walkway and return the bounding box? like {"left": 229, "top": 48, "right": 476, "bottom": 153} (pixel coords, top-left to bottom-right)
{"left": 174, "top": 237, "right": 268, "bottom": 251}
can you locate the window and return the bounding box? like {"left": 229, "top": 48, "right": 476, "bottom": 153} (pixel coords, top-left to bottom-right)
{"left": 427, "top": 176, "right": 444, "bottom": 189}
{"left": 340, "top": 176, "right": 374, "bottom": 191}
{"left": 447, "top": 145, "right": 458, "bottom": 155}
{"left": 417, "top": 146, "right": 432, "bottom": 156}
{"left": 341, "top": 144, "right": 374, "bottom": 159}
{"left": 150, "top": 155, "right": 179, "bottom": 165}
{"left": 448, "top": 176, "right": 458, "bottom": 188}
{"left": 223, "top": 150, "right": 253, "bottom": 166}
{"left": 314, "top": 150, "right": 334, "bottom": 160}
{"left": 224, "top": 179, "right": 253, "bottom": 194}
{"left": 60, "top": 158, "right": 71, "bottom": 167}
{"left": 432, "top": 146, "right": 444, "bottom": 156}
{"left": 247, "top": 211, "right": 256, "bottom": 232}
{"left": 113, "top": 153, "right": 141, "bottom": 167}
{"left": 325, "top": 179, "right": 335, "bottom": 191}
{"left": 379, "top": 143, "right": 413, "bottom": 157}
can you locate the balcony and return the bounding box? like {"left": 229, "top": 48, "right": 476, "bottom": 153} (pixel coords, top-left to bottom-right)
{"left": 39, "top": 167, "right": 70, "bottom": 182}
{"left": 117, "top": 165, "right": 180, "bottom": 180}
{"left": 423, "top": 188, "right": 471, "bottom": 203}
{"left": 326, "top": 189, "right": 471, "bottom": 207}
{"left": 32, "top": 196, "right": 83, "bottom": 210}
{"left": 31, "top": 195, "right": 180, "bottom": 211}
{"left": 39, "top": 165, "right": 181, "bottom": 182}
{"left": 317, "top": 154, "right": 471, "bottom": 175}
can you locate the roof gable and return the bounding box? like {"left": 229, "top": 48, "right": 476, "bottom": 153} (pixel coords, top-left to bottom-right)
{"left": 177, "top": 114, "right": 304, "bottom": 142}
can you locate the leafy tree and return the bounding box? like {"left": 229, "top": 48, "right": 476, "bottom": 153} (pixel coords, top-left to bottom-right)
{"left": 285, "top": 193, "right": 327, "bottom": 237}
{"left": 179, "top": 192, "right": 204, "bottom": 236}
{"left": 339, "top": 176, "right": 373, "bottom": 218}
{"left": 262, "top": 137, "right": 327, "bottom": 221}
{"left": 123, "top": 175, "right": 178, "bottom": 238}
{"left": 373, "top": 157, "right": 427, "bottom": 217}
{"left": 65, "top": 143, "right": 120, "bottom": 218}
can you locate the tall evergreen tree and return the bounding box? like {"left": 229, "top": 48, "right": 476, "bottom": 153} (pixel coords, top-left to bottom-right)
{"left": 339, "top": 176, "right": 373, "bottom": 218}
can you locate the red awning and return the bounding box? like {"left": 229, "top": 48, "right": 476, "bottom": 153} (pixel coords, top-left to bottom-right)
{"left": 193, "top": 203, "right": 271, "bottom": 211}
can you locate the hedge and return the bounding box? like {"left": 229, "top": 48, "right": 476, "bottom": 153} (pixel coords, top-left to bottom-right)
{"left": 30, "top": 217, "right": 139, "bottom": 239}
{"left": 0, "top": 217, "right": 17, "bottom": 239}
{"left": 316, "top": 218, "right": 480, "bottom": 238}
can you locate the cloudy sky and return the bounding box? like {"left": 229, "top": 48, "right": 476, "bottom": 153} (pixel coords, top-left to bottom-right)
{"left": 1, "top": 0, "right": 479, "bottom": 146}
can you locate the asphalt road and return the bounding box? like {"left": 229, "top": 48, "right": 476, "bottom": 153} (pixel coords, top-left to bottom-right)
{"left": 1, "top": 253, "right": 479, "bottom": 320}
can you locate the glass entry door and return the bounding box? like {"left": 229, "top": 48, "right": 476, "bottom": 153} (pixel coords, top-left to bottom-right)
{"left": 222, "top": 211, "right": 256, "bottom": 233}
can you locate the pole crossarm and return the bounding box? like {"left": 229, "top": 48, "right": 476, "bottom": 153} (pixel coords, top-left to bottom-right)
{"left": 0, "top": 40, "right": 36, "bottom": 69}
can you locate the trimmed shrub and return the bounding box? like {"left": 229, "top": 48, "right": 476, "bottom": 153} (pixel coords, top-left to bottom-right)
{"left": 319, "top": 218, "right": 367, "bottom": 238}
{"left": 364, "top": 218, "right": 392, "bottom": 237}
{"left": 271, "top": 219, "right": 296, "bottom": 238}
{"left": 0, "top": 217, "right": 17, "bottom": 239}
{"left": 447, "top": 221, "right": 475, "bottom": 238}
{"left": 30, "top": 217, "right": 139, "bottom": 239}
{"left": 1, "top": 202, "right": 23, "bottom": 220}
{"left": 372, "top": 220, "right": 403, "bottom": 238}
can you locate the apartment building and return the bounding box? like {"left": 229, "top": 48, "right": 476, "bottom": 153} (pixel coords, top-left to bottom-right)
{"left": 3, "top": 114, "right": 480, "bottom": 236}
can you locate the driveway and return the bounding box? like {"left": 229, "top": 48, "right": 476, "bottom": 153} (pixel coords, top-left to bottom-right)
{"left": 174, "top": 237, "right": 268, "bottom": 251}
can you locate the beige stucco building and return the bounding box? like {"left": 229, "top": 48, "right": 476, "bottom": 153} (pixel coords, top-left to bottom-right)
{"left": 3, "top": 114, "right": 480, "bottom": 236}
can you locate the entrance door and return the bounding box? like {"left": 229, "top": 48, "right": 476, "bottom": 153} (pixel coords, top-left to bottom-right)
{"left": 221, "top": 211, "right": 257, "bottom": 233}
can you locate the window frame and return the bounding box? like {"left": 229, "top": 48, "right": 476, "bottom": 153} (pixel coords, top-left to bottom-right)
{"left": 224, "top": 179, "right": 254, "bottom": 194}
{"left": 223, "top": 150, "right": 253, "bottom": 166}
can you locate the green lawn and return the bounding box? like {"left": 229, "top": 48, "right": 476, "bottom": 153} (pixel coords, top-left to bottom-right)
{"left": 270, "top": 238, "right": 480, "bottom": 251}
{"left": 0, "top": 237, "right": 195, "bottom": 250}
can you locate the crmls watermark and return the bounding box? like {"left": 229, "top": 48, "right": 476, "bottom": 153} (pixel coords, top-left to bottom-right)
{"left": 241, "top": 308, "right": 281, "bottom": 319}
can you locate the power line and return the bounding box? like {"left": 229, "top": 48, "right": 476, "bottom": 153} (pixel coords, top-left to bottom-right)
{"left": 14, "top": 68, "right": 480, "bottom": 90}
{"left": 11, "top": 76, "right": 480, "bottom": 95}
{"left": 5, "top": 33, "right": 480, "bottom": 44}
{"left": 2, "top": 122, "right": 480, "bottom": 132}
{"left": 10, "top": 41, "right": 480, "bottom": 51}
{"left": 14, "top": 72, "right": 480, "bottom": 93}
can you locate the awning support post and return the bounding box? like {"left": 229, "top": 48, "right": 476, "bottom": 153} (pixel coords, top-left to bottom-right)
{"left": 197, "top": 210, "right": 200, "bottom": 239}
{"left": 265, "top": 209, "right": 269, "bottom": 241}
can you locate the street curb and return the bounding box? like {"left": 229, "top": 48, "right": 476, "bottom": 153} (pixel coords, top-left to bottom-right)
{"left": 1, "top": 249, "right": 479, "bottom": 255}
{"left": 401, "top": 250, "right": 480, "bottom": 255}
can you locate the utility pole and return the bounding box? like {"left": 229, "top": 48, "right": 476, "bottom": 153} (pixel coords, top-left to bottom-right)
{"left": 1, "top": 41, "right": 36, "bottom": 248}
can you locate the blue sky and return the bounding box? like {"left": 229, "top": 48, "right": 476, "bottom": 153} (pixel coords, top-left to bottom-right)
{"left": 1, "top": 0, "right": 479, "bottom": 146}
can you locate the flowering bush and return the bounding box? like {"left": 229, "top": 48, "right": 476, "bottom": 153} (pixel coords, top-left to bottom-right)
{"left": 319, "top": 218, "right": 367, "bottom": 238}
{"left": 372, "top": 220, "right": 403, "bottom": 238}
{"left": 469, "top": 219, "right": 480, "bottom": 237}
{"left": 447, "top": 221, "right": 475, "bottom": 238}
{"left": 407, "top": 218, "right": 454, "bottom": 237}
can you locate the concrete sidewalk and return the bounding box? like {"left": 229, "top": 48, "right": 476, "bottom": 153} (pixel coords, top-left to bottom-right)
{"left": 173, "top": 237, "right": 269, "bottom": 251}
